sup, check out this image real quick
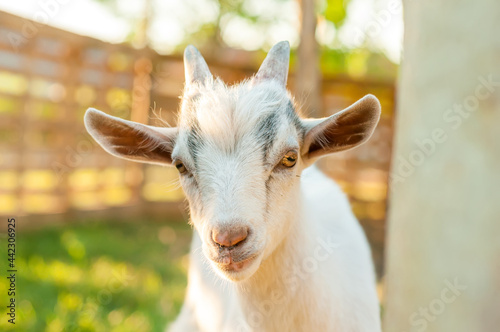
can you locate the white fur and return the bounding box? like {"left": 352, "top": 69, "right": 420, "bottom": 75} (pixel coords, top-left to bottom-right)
{"left": 84, "top": 42, "right": 381, "bottom": 332}
{"left": 168, "top": 79, "right": 381, "bottom": 330}
{"left": 169, "top": 165, "right": 380, "bottom": 332}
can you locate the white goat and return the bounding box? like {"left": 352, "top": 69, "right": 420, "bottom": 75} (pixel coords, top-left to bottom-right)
{"left": 84, "top": 41, "right": 381, "bottom": 332}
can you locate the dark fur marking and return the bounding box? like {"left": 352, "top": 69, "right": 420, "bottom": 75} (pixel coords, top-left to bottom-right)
{"left": 187, "top": 118, "right": 202, "bottom": 165}
{"left": 264, "top": 175, "right": 272, "bottom": 216}
{"left": 257, "top": 112, "right": 281, "bottom": 160}
{"left": 286, "top": 101, "right": 306, "bottom": 142}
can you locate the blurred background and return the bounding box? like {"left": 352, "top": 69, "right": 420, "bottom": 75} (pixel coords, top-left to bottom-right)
{"left": 0, "top": 0, "right": 401, "bottom": 330}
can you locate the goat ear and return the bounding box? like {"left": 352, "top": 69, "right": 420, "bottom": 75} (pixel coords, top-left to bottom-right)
{"left": 184, "top": 45, "right": 212, "bottom": 85}
{"left": 254, "top": 41, "right": 290, "bottom": 87}
{"left": 301, "top": 95, "right": 381, "bottom": 160}
{"left": 84, "top": 108, "right": 178, "bottom": 165}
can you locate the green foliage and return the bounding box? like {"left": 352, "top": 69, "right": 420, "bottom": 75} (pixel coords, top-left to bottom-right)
{"left": 323, "top": 0, "right": 350, "bottom": 27}
{"left": 320, "top": 47, "right": 397, "bottom": 80}
{"left": 0, "top": 219, "right": 192, "bottom": 331}
{"left": 88, "top": 0, "right": 398, "bottom": 78}
{"left": 320, "top": 48, "right": 347, "bottom": 76}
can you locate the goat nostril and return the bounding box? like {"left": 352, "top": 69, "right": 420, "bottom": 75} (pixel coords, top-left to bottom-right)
{"left": 212, "top": 227, "right": 248, "bottom": 247}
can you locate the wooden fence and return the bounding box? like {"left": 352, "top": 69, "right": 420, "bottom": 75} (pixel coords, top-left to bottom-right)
{"left": 0, "top": 11, "right": 394, "bottom": 273}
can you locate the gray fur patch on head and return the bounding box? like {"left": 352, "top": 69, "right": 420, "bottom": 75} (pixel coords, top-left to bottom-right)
{"left": 186, "top": 117, "right": 202, "bottom": 164}
{"left": 256, "top": 112, "right": 281, "bottom": 160}
{"left": 286, "top": 100, "right": 306, "bottom": 140}
{"left": 175, "top": 79, "right": 303, "bottom": 169}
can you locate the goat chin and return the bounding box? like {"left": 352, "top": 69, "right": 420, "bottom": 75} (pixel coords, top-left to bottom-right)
{"left": 210, "top": 253, "right": 263, "bottom": 282}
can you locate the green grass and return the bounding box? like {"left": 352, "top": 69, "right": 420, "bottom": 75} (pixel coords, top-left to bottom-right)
{"left": 0, "top": 218, "right": 193, "bottom": 332}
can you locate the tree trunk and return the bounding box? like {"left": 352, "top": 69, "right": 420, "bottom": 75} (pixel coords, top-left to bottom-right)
{"left": 135, "top": 0, "right": 152, "bottom": 48}
{"left": 384, "top": 0, "right": 500, "bottom": 331}
{"left": 295, "top": 0, "right": 322, "bottom": 117}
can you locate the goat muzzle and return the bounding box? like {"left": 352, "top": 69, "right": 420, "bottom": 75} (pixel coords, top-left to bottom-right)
{"left": 212, "top": 226, "right": 248, "bottom": 248}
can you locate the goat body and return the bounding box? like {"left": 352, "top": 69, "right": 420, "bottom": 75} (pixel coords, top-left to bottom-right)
{"left": 169, "top": 166, "right": 380, "bottom": 332}
{"left": 84, "top": 41, "right": 382, "bottom": 332}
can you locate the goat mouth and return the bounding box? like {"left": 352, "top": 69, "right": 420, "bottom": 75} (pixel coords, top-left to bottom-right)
{"left": 215, "top": 254, "right": 258, "bottom": 273}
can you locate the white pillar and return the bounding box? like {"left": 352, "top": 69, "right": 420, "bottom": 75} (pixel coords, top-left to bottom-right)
{"left": 384, "top": 0, "right": 500, "bottom": 331}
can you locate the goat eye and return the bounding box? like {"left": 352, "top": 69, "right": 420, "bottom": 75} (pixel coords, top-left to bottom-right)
{"left": 174, "top": 160, "right": 187, "bottom": 174}
{"left": 281, "top": 151, "right": 298, "bottom": 168}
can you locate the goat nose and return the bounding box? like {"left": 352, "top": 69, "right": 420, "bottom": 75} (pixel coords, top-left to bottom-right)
{"left": 212, "top": 226, "right": 248, "bottom": 247}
